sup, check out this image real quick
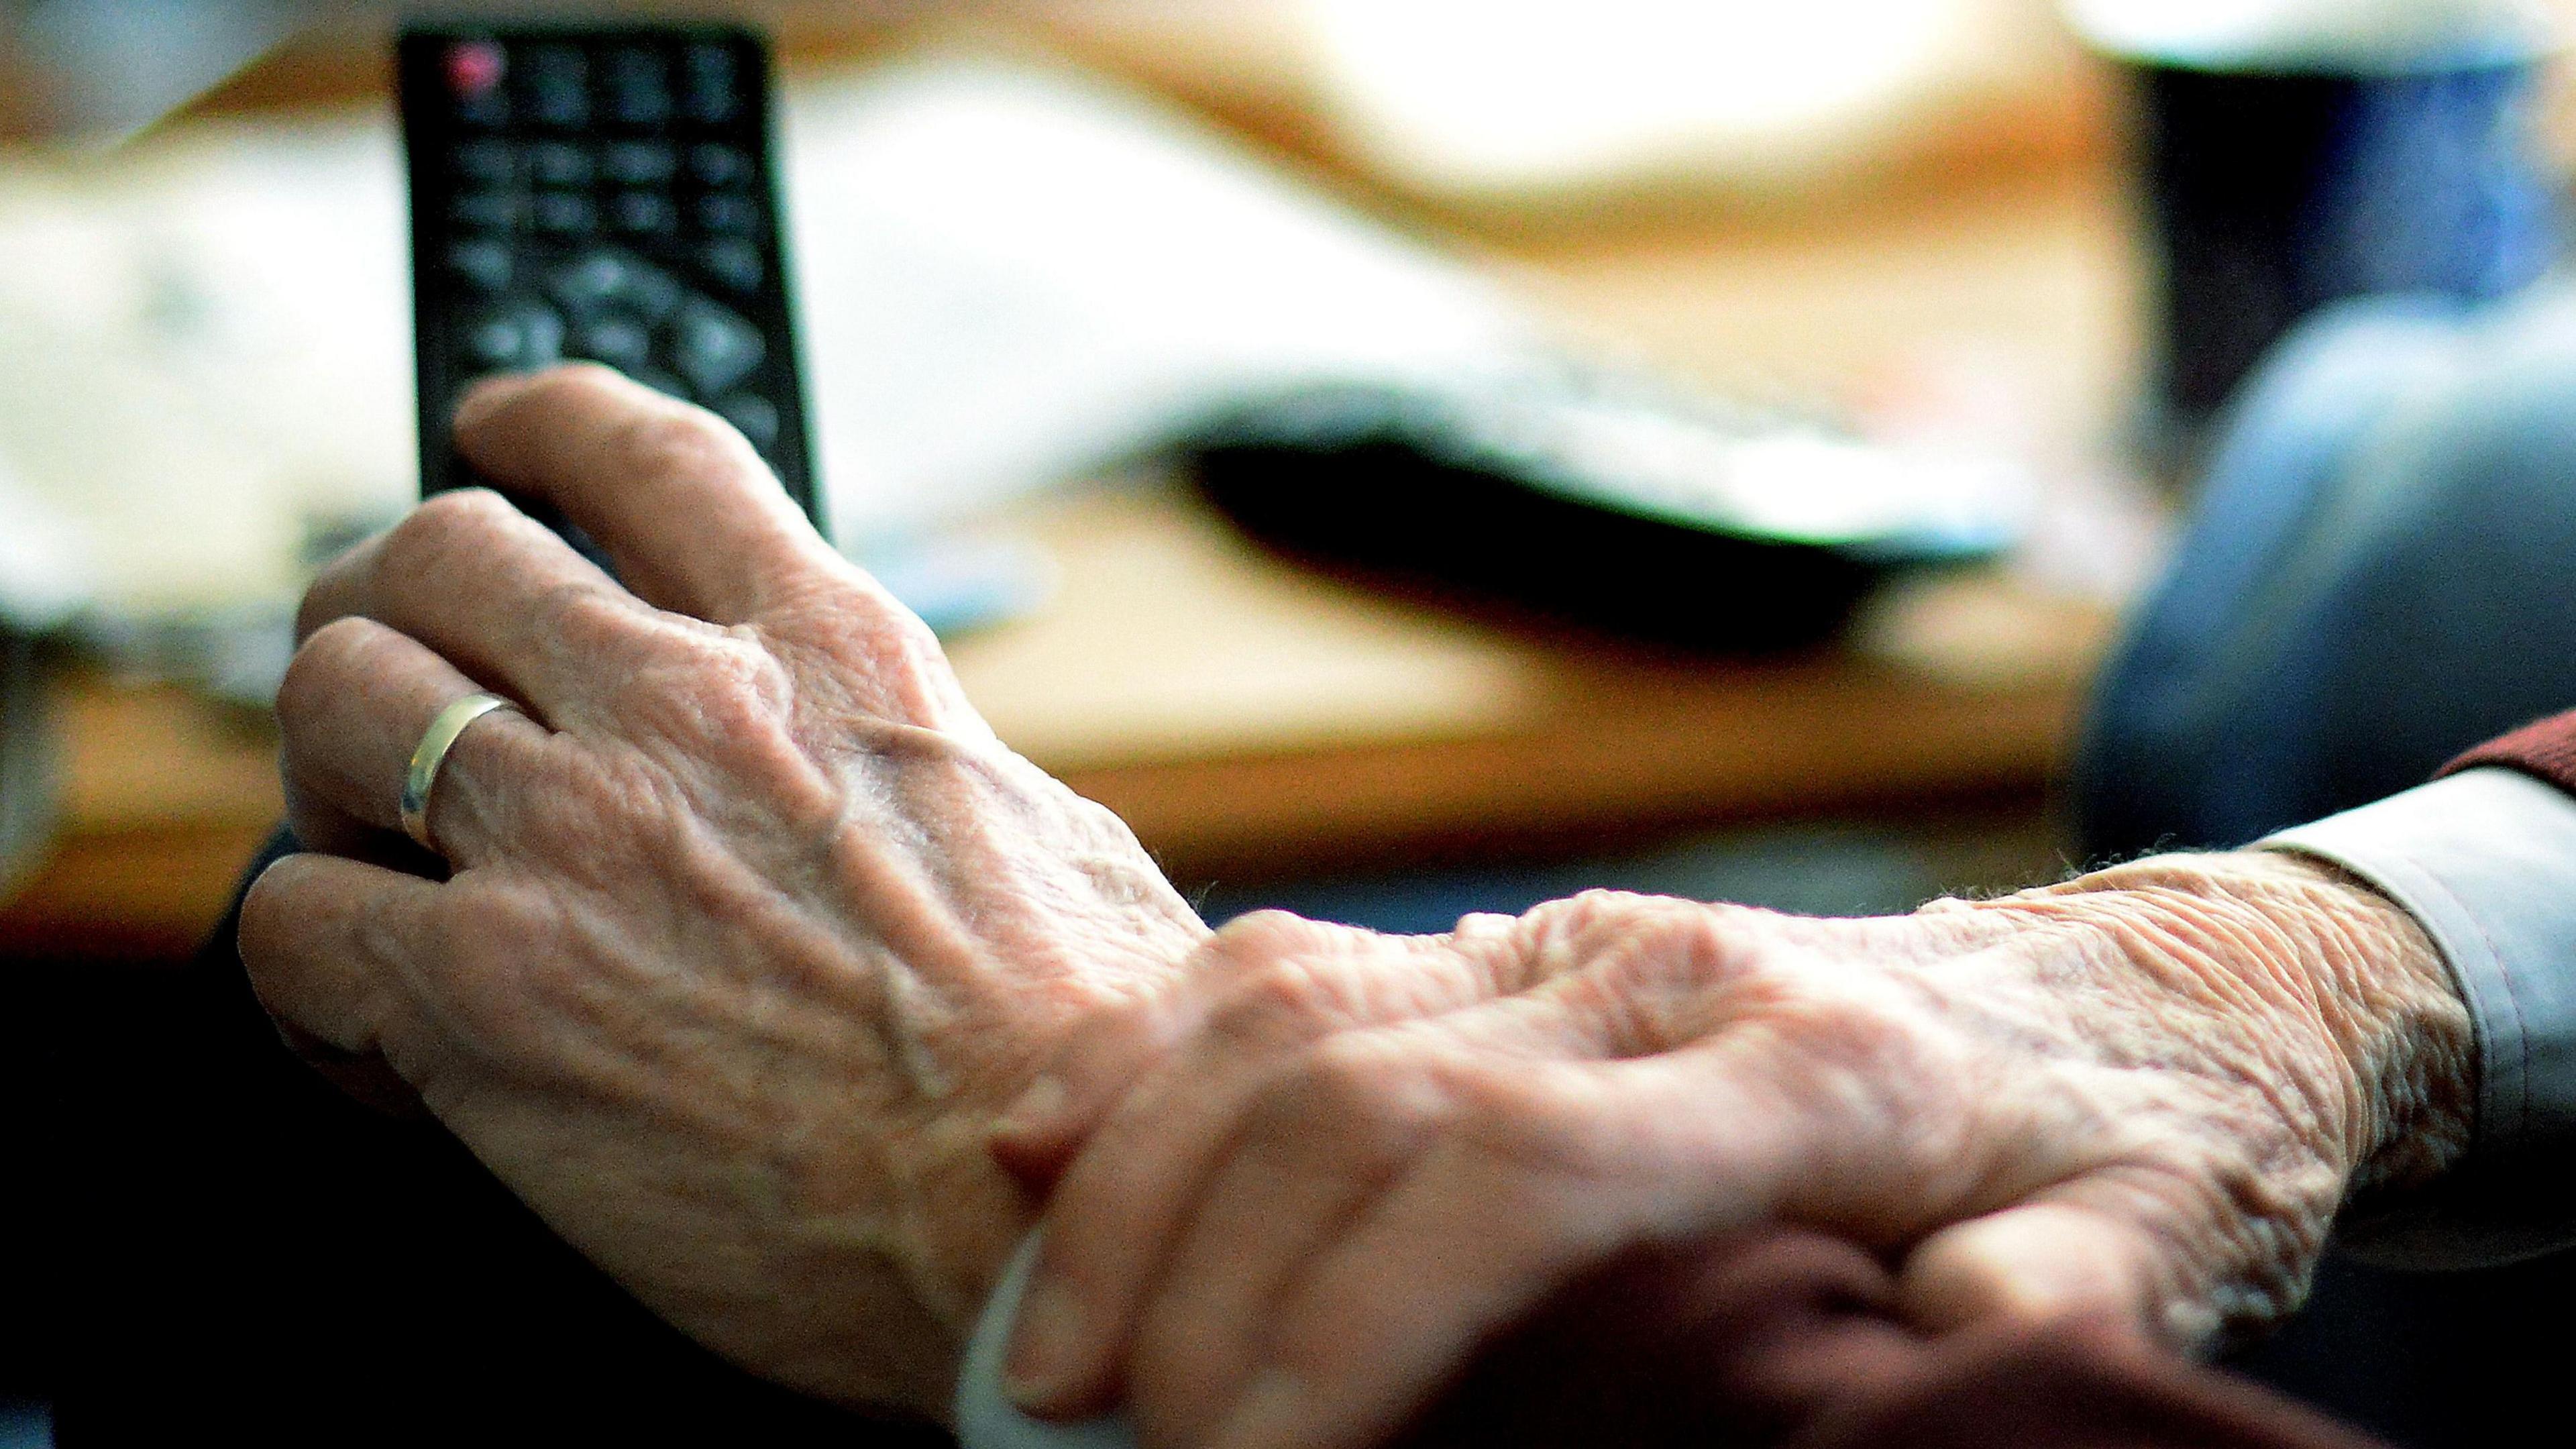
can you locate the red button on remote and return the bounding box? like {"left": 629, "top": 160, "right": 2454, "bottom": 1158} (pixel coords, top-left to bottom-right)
{"left": 446, "top": 41, "right": 506, "bottom": 100}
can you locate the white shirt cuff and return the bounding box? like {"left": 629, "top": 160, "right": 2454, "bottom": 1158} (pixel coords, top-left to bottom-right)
{"left": 955, "top": 1236, "right": 1138, "bottom": 1449}
{"left": 2262, "top": 767, "right": 2576, "bottom": 1267}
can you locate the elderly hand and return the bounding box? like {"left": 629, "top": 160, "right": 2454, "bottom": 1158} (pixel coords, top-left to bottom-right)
{"left": 237, "top": 366, "right": 1209, "bottom": 1417}
{"left": 994, "top": 855, "right": 2473, "bottom": 1449}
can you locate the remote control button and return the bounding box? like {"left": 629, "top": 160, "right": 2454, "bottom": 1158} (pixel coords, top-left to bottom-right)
{"left": 610, "top": 191, "right": 679, "bottom": 237}
{"left": 549, "top": 251, "right": 684, "bottom": 323}
{"left": 453, "top": 138, "right": 515, "bottom": 186}
{"left": 604, "top": 47, "right": 673, "bottom": 126}
{"left": 531, "top": 191, "right": 600, "bottom": 236}
{"left": 523, "top": 45, "right": 589, "bottom": 128}
{"left": 627, "top": 264, "right": 685, "bottom": 320}
{"left": 527, "top": 141, "right": 592, "bottom": 188}
{"left": 602, "top": 140, "right": 678, "bottom": 187}
{"left": 549, "top": 253, "right": 625, "bottom": 313}
{"left": 574, "top": 317, "right": 655, "bottom": 373}
{"left": 445, "top": 40, "right": 510, "bottom": 126}
{"left": 700, "top": 238, "right": 763, "bottom": 292}
{"left": 682, "top": 43, "right": 741, "bottom": 124}
{"left": 448, "top": 239, "right": 514, "bottom": 291}
{"left": 451, "top": 191, "right": 521, "bottom": 232}
{"left": 466, "top": 302, "right": 565, "bottom": 372}
{"left": 690, "top": 144, "right": 751, "bottom": 189}
{"left": 714, "top": 394, "right": 781, "bottom": 452}
{"left": 696, "top": 193, "right": 761, "bottom": 236}
{"left": 672, "top": 299, "right": 766, "bottom": 396}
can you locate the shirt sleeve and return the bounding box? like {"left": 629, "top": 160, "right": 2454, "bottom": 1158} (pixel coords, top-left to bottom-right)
{"left": 2261, "top": 767, "right": 2576, "bottom": 1268}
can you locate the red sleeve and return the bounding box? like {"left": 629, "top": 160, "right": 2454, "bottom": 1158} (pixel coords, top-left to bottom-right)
{"left": 1401, "top": 1230, "right": 2382, "bottom": 1449}
{"left": 2441, "top": 708, "right": 2576, "bottom": 794}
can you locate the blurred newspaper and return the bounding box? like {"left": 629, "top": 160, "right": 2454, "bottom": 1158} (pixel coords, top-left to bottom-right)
{"left": 0, "top": 45, "right": 2027, "bottom": 698}
{"left": 0, "top": 47, "right": 1540, "bottom": 678}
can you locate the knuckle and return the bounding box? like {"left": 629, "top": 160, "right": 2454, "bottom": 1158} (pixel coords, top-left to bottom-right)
{"left": 235, "top": 858, "right": 301, "bottom": 980}
{"left": 1278, "top": 1034, "right": 1441, "bottom": 1148}
{"left": 851, "top": 612, "right": 949, "bottom": 710}
{"left": 620, "top": 625, "right": 792, "bottom": 744}
{"left": 530, "top": 578, "right": 642, "bottom": 657}
{"left": 1205, "top": 954, "right": 1350, "bottom": 1050}
{"left": 537, "top": 606, "right": 782, "bottom": 755}
{"left": 682, "top": 627, "right": 792, "bottom": 712}
{"left": 413, "top": 484, "right": 518, "bottom": 539}
{"left": 1208, "top": 911, "right": 1346, "bottom": 973}
{"left": 1584, "top": 901, "right": 1766, "bottom": 1006}
{"left": 1503, "top": 891, "right": 1668, "bottom": 987}
{"left": 606, "top": 403, "right": 749, "bottom": 484}
{"left": 790, "top": 596, "right": 963, "bottom": 725}
{"left": 1183, "top": 914, "right": 1390, "bottom": 1046}
{"left": 1635, "top": 908, "right": 1746, "bottom": 988}
{"left": 1515, "top": 900, "right": 1803, "bottom": 1062}
{"left": 864, "top": 608, "right": 946, "bottom": 677}
{"left": 387, "top": 488, "right": 517, "bottom": 578}
{"left": 276, "top": 615, "right": 390, "bottom": 727}
{"left": 886, "top": 628, "right": 963, "bottom": 720}
{"left": 294, "top": 542, "right": 376, "bottom": 641}
{"left": 660, "top": 636, "right": 839, "bottom": 814}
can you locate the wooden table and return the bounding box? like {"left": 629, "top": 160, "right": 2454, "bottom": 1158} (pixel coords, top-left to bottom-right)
{"left": 0, "top": 462, "right": 2117, "bottom": 961}
{"left": 0, "top": 19, "right": 2145, "bottom": 961}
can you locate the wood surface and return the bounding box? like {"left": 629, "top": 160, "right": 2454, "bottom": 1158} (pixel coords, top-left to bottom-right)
{"left": 0, "top": 472, "right": 2111, "bottom": 959}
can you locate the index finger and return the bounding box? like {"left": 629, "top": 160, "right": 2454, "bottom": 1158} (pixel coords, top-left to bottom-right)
{"left": 451, "top": 365, "right": 833, "bottom": 624}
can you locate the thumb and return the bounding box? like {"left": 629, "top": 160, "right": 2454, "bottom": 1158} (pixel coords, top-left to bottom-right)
{"left": 1896, "top": 1201, "right": 2164, "bottom": 1342}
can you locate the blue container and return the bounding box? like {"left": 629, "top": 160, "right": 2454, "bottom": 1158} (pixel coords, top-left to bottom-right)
{"left": 2078, "top": 5, "right": 2563, "bottom": 449}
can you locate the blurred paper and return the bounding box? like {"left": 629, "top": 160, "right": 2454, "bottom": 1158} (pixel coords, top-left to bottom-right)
{"left": 786, "top": 52, "right": 1542, "bottom": 543}
{"left": 0, "top": 49, "right": 1538, "bottom": 629}
{"left": 0, "top": 122, "right": 412, "bottom": 623}
{"left": 0, "top": 43, "right": 2028, "bottom": 659}
{"left": 0, "top": 458, "right": 92, "bottom": 628}
{"left": 1299, "top": 0, "right": 2051, "bottom": 197}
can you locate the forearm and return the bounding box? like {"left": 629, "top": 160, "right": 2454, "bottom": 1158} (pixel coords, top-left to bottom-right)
{"left": 982, "top": 861, "right": 2485, "bottom": 1444}
{"left": 2009, "top": 853, "right": 2474, "bottom": 1209}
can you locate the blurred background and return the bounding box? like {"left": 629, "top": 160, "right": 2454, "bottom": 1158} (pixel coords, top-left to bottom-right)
{"left": 8, "top": 1, "right": 2576, "bottom": 1445}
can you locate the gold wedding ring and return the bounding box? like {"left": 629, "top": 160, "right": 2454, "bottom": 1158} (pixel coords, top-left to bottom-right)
{"left": 401, "top": 691, "right": 517, "bottom": 855}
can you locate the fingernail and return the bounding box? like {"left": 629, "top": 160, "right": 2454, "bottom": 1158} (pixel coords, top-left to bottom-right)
{"left": 1210, "top": 1368, "right": 1311, "bottom": 1449}
{"left": 1002, "top": 1273, "right": 1084, "bottom": 1409}
{"left": 995, "top": 1074, "right": 1069, "bottom": 1139}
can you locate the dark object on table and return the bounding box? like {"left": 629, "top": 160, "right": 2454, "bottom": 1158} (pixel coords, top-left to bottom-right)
{"left": 1183, "top": 372, "right": 2017, "bottom": 655}
{"left": 2130, "top": 50, "right": 2555, "bottom": 457}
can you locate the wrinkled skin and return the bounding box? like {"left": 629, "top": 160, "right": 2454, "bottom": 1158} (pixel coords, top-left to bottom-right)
{"left": 991, "top": 862, "right": 2471, "bottom": 1449}
{"left": 241, "top": 364, "right": 2474, "bottom": 1439}
{"left": 239, "top": 366, "right": 1209, "bottom": 1414}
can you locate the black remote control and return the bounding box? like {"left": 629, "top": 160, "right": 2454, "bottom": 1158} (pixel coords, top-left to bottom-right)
{"left": 396, "top": 23, "right": 822, "bottom": 537}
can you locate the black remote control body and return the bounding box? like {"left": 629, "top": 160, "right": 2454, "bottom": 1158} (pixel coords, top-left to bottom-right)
{"left": 396, "top": 23, "right": 821, "bottom": 534}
